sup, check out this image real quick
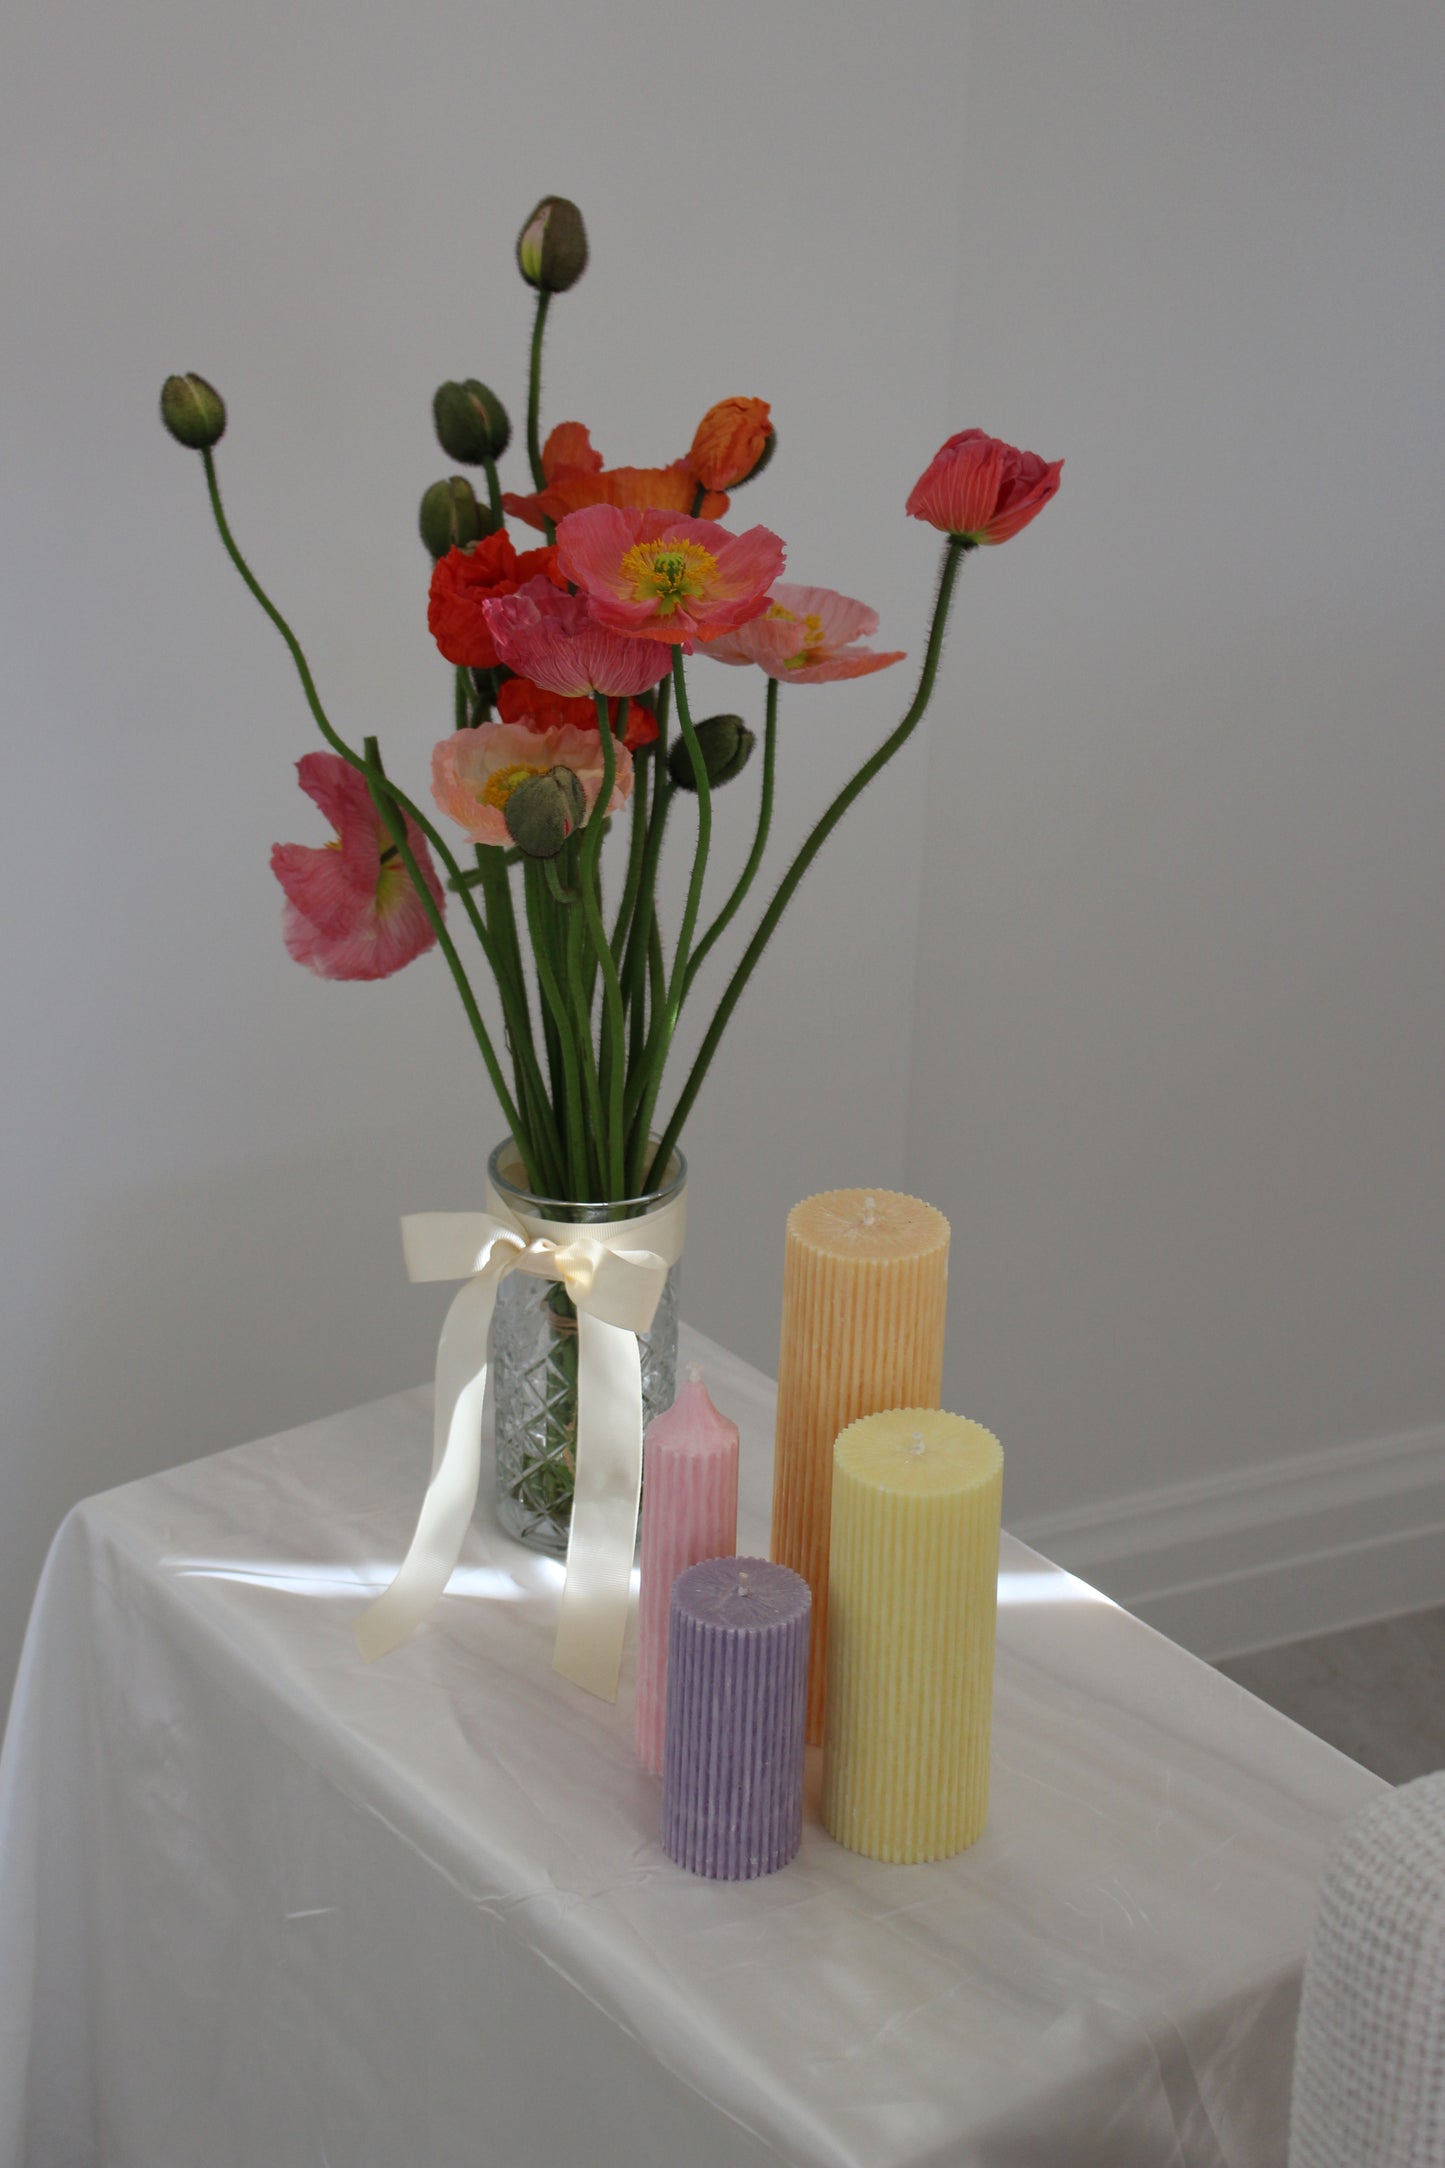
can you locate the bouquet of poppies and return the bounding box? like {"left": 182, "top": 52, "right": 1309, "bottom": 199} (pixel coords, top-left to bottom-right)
{"left": 160, "top": 193, "right": 1061, "bottom": 1209}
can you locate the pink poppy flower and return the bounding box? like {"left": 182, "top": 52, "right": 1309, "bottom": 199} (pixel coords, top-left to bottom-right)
{"left": 906, "top": 429, "right": 1063, "bottom": 545}
{"left": 702, "top": 582, "right": 906, "bottom": 684}
{"left": 431, "top": 721, "right": 633, "bottom": 847}
{"left": 556, "top": 505, "right": 784, "bottom": 646}
{"left": 483, "top": 578, "right": 673, "bottom": 699}
{"left": 270, "top": 752, "right": 443, "bottom": 982}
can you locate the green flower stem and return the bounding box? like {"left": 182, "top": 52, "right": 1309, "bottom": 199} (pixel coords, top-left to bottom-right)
{"left": 454, "top": 667, "right": 468, "bottom": 731}
{"left": 585, "top": 695, "right": 629, "bottom": 1198}
{"left": 683, "top": 676, "right": 779, "bottom": 998}
{"left": 481, "top": 454, "right": 502, "bottom": 525}
{"left": 620, "top": 679, "right": 671, "bottom": 1052}
{"left": 563, "top": 848, "right": 605, "bottom": 1197}
{"left": 611, "top": 739, "right": 651, "bottom": 969}
{"left": 199, "top": 446, "right": 547, "bottom": 1174}
{"left": 479, "top": 848, "right": 563, "bottom": 1192}
{"left": 626, "top": 650, "right": 712, "bottom": 1191}
{"left": 651, "top": 536, "right": 968, "bottom": 1180}
{"left": 621, "top": 779, "right": 673, "bottom": 1133}
{"left": 524, "top": 859, "right": 587, "bottom": 1197}
{"left": 526, "top": 289, "right": 552, "bottom": 491}
{"left": 362, "top": 740, "right": 533, "bottom": 1181}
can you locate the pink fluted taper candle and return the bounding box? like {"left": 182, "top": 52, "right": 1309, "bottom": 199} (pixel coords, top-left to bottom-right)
{"left": 634, "top": 1369, "right": 740, "bottom": 1773}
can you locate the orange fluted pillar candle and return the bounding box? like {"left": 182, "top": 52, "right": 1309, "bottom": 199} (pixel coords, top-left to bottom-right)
{"left": 771, "top": 1188, "right": 949, "bottom": 1743}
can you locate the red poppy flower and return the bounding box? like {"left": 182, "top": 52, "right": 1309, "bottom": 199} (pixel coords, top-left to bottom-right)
{"left": 905, "top": 430, "right": 1063, "bottom": 545}
{"left": 427, "top": 531, "right": 565, "bottom": 668}
{"left": 556, "top": 505, "right": 784, "bottom": 646}
{"left": 496, "top": 673, "right": 658, "bottom": 751}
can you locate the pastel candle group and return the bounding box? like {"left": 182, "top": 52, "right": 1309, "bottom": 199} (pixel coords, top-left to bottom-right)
{"left": 822, "top": 1408, "right": 1003, "bottom": 1864}
{"left": 634, "top": 1370, "right": 739, "bottom": 1774}
{"left": 772, "top": 1188, "right": 950, "bottom": 1742}
{"left": 661, "top": 1557, "right": 810, "bottom": 1880}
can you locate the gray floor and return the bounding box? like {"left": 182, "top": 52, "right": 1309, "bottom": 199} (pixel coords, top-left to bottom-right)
{"left": 1215, "top": 1604, "right": 1445, "bottom": 1786}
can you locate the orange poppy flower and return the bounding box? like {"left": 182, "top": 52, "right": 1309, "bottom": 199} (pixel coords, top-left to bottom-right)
{"left": 686, "top": 397, "right": 772, "bottom": 492}
{"left": 503, "top": 422, "right": 730, "bottom": 531}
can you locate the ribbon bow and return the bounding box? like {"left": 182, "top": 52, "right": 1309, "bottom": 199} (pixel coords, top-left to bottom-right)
{"left": 354, "top": 1172, "right": 685, "bottom": 1701}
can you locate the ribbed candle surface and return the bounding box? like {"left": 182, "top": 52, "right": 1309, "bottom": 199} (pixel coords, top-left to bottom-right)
{"left": 772, "top": 1188, "right": 949, "bottom": 1742}
{"left": 634, "top": 1374, "right": 740, "bottom": 1774}
{"left": 822, "top": 1408, "right": 1002, "bottom": 1865}
{"left": 661, "top": 1557, "right": 810, "bottom": 1880}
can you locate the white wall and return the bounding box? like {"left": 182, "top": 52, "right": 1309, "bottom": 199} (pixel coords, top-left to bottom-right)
{"left": 908, "top": 4, "right": 1445, "bottom": 1548}
{"left": 4, "top": 2, "right": 1442, "bottom": 1714}
{"left": 0, "top": 0, "right": 965, "bottom": 1712}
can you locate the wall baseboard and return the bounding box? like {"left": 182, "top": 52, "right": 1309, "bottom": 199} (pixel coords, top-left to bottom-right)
{"left": 1009, "top": 1421, "right": 1445, "bottom": 1662}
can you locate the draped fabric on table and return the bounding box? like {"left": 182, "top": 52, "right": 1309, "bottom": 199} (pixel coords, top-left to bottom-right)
{"left": 0, "top": 1328, "right": 1384, "bottom": 2168}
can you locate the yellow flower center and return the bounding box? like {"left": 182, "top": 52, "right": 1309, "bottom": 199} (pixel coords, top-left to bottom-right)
{"left": 481, "top": 761, "right": 544, "bottom": 810}
{"left": 769, "top": 607, "right": 826, "bottom": 668}
{"left": 620, "top": 537, "right": 717, "bottom": 615}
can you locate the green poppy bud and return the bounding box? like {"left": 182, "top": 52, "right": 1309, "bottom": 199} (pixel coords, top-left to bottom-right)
{"left": 159, "top": 373, "right": 226, "bottom": 450}
{"left": 432, "top": 380, "right": 512, "bottom": 464}
{"left": 668, "top": 714, "right": 755, "bottom": 792}
{"left": 504, "top": 765, "right": 588, "bottom": 859}
{"left": 515, "top": 196, "right": 589, "bottom": 294}
{"left": 418, "top": 476, "right": 497, "bottom": 559}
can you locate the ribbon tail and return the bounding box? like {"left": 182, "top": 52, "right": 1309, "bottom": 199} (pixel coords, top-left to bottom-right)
{"left": 552, "top": 1310, "right": 643, "bottom": 1701}
{"left": 354, "top": 1272, "right": 498, "bottom": 1661}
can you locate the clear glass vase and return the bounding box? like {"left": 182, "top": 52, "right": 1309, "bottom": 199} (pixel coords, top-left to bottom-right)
{"left": 488, "top": 1141, "right": 686, "bottom": 1557}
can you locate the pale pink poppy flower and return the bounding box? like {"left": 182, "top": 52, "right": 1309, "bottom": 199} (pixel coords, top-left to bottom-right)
{"left": 483, "top": 578, "right": 673, "bottom": 699}
{"left": 556, "top": 505, "right": 784, "bottom": 646}
{"left": 431, "top": 720, "right": 633, "bottom": 846}
{"left": 270, "top": 752, "right": 444, "bottom": 982}
{"left": 905, "top": 429, "right": 1062, "bottom": 545}
{"left": 702, "top": 582, "right": 906, "bottom": 684}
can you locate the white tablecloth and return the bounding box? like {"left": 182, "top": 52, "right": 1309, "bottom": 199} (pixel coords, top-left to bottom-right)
{"left": 0, "top": 1326, "right": 1383, "bottom": 2168}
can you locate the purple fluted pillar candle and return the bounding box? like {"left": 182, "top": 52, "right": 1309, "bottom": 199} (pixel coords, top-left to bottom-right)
{"left": 635, "top": 1371, "right": 740, "bottom": 1775}
{"left": 661, "top": 1556, "right": 811, "bottom": 1880}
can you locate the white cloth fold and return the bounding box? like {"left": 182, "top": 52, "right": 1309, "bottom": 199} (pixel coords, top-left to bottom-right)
{"left": 354, "top": 1174, "right": 685, "bottom": 1699}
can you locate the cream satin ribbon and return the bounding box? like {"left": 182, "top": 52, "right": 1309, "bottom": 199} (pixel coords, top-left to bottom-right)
{"left": 354, "top": 1172, "right": 685, "bottom": 1702}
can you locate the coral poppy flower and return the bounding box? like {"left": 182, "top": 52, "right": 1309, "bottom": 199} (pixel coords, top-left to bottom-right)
{"left": 556, "top": 505, "right": 784, "bottom": 646}
{"left": 427, "top": 532, "right": 565, "bottom": 668}
{"left": 906, "top": 430, "right": 1063, "bottom": 545}
{"left": 431, "top": 721, "right": 633, "bottom": 847}
{"left": 686, "top": 397, "right": 772, "bottom": 492}
{"left": 271, "top": 751, "right": 443, "bottom": 982}
{"left": 702, "top": 582, "right": 905, "bottom": 684}
{"left": 495, "top": 673, "right": 658, "bottom": 752}
{"left": 484, "top": 578, "right": 673, "bottom": 699}
{"left": 502, "top": 421, "right": 730, "bottom": 530}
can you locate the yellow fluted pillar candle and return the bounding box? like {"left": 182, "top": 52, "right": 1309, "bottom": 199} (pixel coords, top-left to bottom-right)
{"left": 822, "top": 1408, "right": 1002, "bottom": 1864}
{"left": 772, "top": 1189, "right": 949, "bottom": 1743}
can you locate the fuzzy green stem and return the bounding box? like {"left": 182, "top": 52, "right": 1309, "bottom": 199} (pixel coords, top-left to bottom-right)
{"left": 585, "top": 694, "right": 628, "bottom": 1196}
{"left": 626, "top": 650, "right": 711, "bottom": 1189}
{"left": 684, "top": 676, "right": 778, "bottom": 997}
{"left": 481, "top": 453, "right": 502, "bottom": 525}
{"left": 199, "top": 447, "right": 546, "bottom": 1168}
{"left": 363, "top": 740, "right": 533, "bottom": 1181}
{"left": 652, "top": 537, "right": 968, "bottom": 1179}
{"left": 526, "top": 289, "right": 552, "bottom": 491}
{"left": 524, "top": 859, "right": 587, "bottom": 1196}
{"left": 479, "top": 849, "right": 562, "bottom": 1191}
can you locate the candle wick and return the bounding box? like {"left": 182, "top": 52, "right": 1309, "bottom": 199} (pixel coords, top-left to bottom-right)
{"left": 686, "top": 1363, "right": 703, "bottom": 1386}
{"left": 910, "top": 1432, "right": 926, "bottom": 1456}
{"left": 862, "top": 1193, "right": 877, "bottom": 1228}
{"left": 738, "top": 1570, "right": 751, "bottom": 1597}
